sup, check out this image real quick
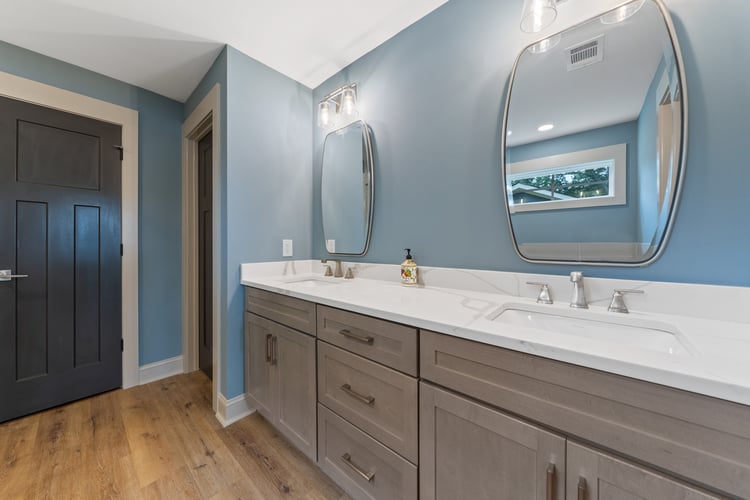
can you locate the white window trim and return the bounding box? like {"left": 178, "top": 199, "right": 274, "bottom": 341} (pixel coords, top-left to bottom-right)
{"left": 507, "top": 143, "right": 627, "bottom": 213}
{"left": 0, "top": 70, "right": 140, "bottom": 388}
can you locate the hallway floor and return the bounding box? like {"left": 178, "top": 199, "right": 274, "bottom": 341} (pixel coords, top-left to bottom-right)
{"left": 0, "top": 371, "right": 347, "bottom": 499}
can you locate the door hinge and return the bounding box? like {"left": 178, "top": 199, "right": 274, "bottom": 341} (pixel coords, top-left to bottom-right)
{"left": 121, "top": 339, "right": 124, "bottom": 352}
{"left": 113, "top": 145, "right": 124, "bottom": 161}
{"left": 120, "top": 244, "right": 124, "bottom": 257}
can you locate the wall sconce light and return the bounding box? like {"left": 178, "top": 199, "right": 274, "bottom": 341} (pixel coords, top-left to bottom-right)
{"left": 317, "top": 83, "right": 358, "bottom": 128}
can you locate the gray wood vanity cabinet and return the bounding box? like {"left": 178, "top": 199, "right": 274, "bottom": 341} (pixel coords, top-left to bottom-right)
{"left": 244, "top": 294, "right": 317, "bottom": 462}
{"left": 316, "top": 304, "right": 419, "bottom": 500}
{"left": 420, "top": 330, "right": 741, "bottom": 499}
{"left": 243, "top": 287, "right": 748, "bottom": 499}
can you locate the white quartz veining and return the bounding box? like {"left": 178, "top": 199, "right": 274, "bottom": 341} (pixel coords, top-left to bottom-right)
{"left": 240, "top": 260, "right": 750, "bottom": 406}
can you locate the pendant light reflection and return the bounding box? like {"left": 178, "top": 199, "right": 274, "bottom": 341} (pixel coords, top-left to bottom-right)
{"left": 527, "top": 34, "right": 562, "bottom": 54}
{"left": 600, "top": 0, "right": 646, "bottom": 24}
{"left": 520, "top": 0, "right": 557, "bottom": 33}
{"left": 316, "top": 83, "right": 358, "bottom": 129}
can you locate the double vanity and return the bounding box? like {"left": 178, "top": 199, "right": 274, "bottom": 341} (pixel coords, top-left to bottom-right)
{"left": 251, "top": 2, "right": 747, "bottom": 497}
{"left": 241, "top": 261, "right": 750, "bottom": 500}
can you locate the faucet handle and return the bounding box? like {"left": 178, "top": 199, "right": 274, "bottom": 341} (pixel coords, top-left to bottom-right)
{"left": 608, "top": 289, "right": 644, "bottom": 313}
{"left": 570, "top": 271, "right": 583, "bottom": 282}
{"left": 323, "top": 265, "right": 333, "bottom": 277}
{"left": 527, "top": 282, "right": 553, "bottom": 305}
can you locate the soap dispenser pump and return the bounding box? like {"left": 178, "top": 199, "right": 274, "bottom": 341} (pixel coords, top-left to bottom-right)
{"left": 401, "top": 248, "right": 418, "bottom": 286}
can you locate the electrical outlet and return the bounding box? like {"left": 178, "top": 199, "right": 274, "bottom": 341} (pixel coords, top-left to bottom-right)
{"left": 282, "top": 239, "right": 293, "bottom": 257}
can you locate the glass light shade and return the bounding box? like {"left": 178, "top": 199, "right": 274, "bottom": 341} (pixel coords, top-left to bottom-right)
{"left": 520, "top": 0, "right": 557, "bottom": 33}
{"left": 600, "top": 0, "right": 646, "bottom": 24}
{"left": 340, "top": 88, "right": 357, "bottom": 117}
{"left": 527, "top": 34, "right": 562, "bottom": 54}
{"left": 318, "top": 101, "right": 332, "bottom": 128}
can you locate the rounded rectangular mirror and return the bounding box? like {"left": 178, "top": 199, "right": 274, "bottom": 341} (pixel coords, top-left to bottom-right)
{"left": 502, "top": 0, "right": 687, "bottom": 266}
{"left": 321, "top": 120, "right": 374, "bottom": 256}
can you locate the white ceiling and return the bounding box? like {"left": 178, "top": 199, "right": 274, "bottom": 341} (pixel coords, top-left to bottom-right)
{"left": 0, "top": 0, "right": 449, "bottom": 102}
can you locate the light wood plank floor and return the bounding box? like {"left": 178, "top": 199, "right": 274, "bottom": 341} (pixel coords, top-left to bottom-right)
{"left": 0, "top": 371, "right": 348, "bottom": 500}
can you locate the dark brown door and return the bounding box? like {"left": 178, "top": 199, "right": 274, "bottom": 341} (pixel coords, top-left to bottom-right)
{"left": 0, "top": 96, "right": 122, "bottom": 422}
{"left": 198, "top": 132, "right": 213, "bottom": 378}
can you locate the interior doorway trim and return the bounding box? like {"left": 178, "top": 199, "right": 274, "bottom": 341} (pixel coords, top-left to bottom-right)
{"left": 0, "top": 70, "right": 140, "bottom": 388}
{"left": 182, "top": 84, "right": 221, "bottom": 412}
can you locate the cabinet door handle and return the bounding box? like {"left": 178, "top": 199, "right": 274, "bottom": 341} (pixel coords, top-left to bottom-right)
{"left": 340, "top": 384, "right": 375, "bottom": 406}
{"left": 577, "top": 477, "right": 587, "bottom": 500}
{"left": 265, "top": 334, "right": 273, "bottom": 363}
{"left": 340, "top": 453, "right": 375, "bottom": 482}
{"left": 546, "top": 463, "right": 556, "bottom": 500}
{"left": 271, "top": 336, "right": 278, "bottom": 365}
{"left": 338, "top": 329, "right": 374, "bottom": 345}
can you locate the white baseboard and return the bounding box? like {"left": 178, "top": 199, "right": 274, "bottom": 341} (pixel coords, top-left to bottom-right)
{"left": 216, "top": 393, "right": 255, "bottom": 427}
{"left": 139, "top": 355, "right": 184, "bottom": 385}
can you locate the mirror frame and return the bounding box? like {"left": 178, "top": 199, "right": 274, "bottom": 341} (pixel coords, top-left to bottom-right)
{"left": 321, "top": 120, "right": 375, "bottom": 257}
{"left": 500, "top": 0, "right": 688, "bottom": 267}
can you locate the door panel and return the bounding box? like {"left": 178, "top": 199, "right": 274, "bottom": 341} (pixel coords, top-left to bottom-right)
{"left": 198, "top": 132, "right": 213, "bottom": 378}
{"left": 420, "top": 382, "right": 566, "bottom": 500}
{"left": 275, "top": 324, "right": 316, "bottom": 461}
{"left": 74, "top": 205, "right": 101, "bottom": 367}
{"left": 17, "top": 120, "right": 101, "bottom": 190}
{"left": 15, "top": 201, "right": 49, "bottom": 380}
{"left": 567, "top": 441, "right": 721, "bottom": 500}
{"left": 0, "top": 95, "right": 122, "bottom": 423}
{"left": 244, "top": 313, "right": 274, "bottom": 421}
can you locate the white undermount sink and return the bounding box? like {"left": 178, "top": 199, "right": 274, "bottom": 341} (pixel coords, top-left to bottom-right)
{"left": 282, "top": 277, "right": 343, "bottom": 288}
{"left": 488, "top": 303, "right": 696, "bottom": 357}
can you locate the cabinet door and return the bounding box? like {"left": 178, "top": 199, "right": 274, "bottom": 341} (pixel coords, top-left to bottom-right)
{"left": 274, "top": 323, "right": 317, "bottom": 461}
{"left": 420, "top": 382, "right": 565, "bottom": 500}
{"left": 567, "top": 442, "right": 722, "bottom": 500}
{"left": 244, "top": 313, "right": 274, "bottom": 421}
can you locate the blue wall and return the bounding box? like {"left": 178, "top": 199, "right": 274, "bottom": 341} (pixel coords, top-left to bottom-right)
{"left": 186, "top": 47, "right": 313, "bottom": 398}
{"left": 507, "top": 122, "right": 639, "bottom": 244}
{"left": 0, "top": 40, "right": 184, "bottom": 365}
{"left": 312, "top": 0, "right": 750, "bottom": 287}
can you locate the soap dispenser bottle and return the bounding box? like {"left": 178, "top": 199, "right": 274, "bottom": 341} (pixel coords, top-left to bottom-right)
{"left": 401, "top": 248, "right": 418, "bottom": 286}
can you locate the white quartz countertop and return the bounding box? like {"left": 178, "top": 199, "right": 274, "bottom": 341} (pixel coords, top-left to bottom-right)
{"left": 241, "top": 262, "right": 750, "bottom": 407}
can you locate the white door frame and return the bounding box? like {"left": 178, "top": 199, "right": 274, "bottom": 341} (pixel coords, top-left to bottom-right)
{"left": 0, "top": 71, "right": 140, "bottom": 388}
{"left": 182, "top": 84, "right": 221, "bottom": 412}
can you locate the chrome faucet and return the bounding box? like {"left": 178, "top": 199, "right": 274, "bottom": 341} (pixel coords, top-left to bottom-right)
{"left": 607, "top": 289, "right": 644, "bottom": 313}
{"left": 569, "top": 272, "right": 588, "bottom": 309}
{"left": 321, "top": 259, "right": 343, "bottom": 278}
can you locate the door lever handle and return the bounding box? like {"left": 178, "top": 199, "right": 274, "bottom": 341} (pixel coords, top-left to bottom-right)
{"left": 0, "top": 270, "right": 29, "bottom": 282}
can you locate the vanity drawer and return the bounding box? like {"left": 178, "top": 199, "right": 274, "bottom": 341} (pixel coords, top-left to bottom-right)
{"left": 318, "top": 342, "right": 418, "bottom": 463}
{"left": 318, "top": 404, "right": 417, "bottom": 500}
{"left": 421, "top": 330, "right": 750, "bottom": 499}
{"left": 245, "top": 287, "right": 316, "bottom": 335}
{"left": 317, "top": 305, "right": 417, "bottom": 376}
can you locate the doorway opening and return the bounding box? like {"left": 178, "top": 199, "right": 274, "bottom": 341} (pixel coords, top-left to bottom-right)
{"left": 182, "top": 84, "right": 221, "bottom": 413}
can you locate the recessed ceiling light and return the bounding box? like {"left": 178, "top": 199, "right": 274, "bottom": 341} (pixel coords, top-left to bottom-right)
{"left": 538, "top": 123, "right": 555, "bottom": 132}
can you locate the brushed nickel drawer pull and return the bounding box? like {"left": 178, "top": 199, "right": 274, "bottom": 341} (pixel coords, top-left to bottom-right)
{"left": 265, "top": 334, "right": 273, "bottom": 363}
{"left": 340, "top": 384, "right": 375, "bottom": 406}
{"left": 271, "top": 336, "right": 278, "bottom": 365}
{"left": 546, "top": 463, "right": 556, "bottom": 500}
{"left": 340, "top": 453, "right": 375, "bottom": 482}
{"left": 339, "top": 329, "right": 374, "bottom": 345}
{"left": 577, "top": 477, "right": 587, "bottom": 500}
